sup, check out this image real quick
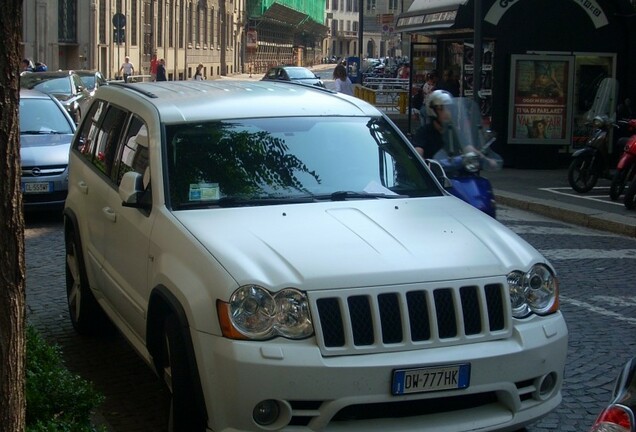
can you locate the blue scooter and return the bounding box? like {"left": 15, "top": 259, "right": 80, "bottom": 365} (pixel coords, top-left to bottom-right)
{"left": 430, "top": 97, "right": 503, "bottom": 218}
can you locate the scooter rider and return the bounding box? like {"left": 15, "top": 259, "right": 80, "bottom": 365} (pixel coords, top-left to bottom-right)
{"left": 413, "top": 90, "right": 454, "bottom": 158}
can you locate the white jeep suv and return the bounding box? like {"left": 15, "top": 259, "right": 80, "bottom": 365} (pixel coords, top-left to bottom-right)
{"left": 64, "top": 79, "right": 568, "bottom": 432}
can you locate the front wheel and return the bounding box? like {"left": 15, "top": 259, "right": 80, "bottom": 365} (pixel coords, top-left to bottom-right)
{"left": 162, "top": 314, "right": 206, "bottom": 432}
{"left": 624, "top": 179, "right": 636, "bottom": 210}
{"left": 609, "top": 169, "right": 627, "bottom": 200}
{"left": 568, "top": 153, "right": 599, "bottom": 193}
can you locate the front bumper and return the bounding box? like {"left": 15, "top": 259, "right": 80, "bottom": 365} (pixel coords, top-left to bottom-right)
{"left": 194, "top": 312, "right": 568, "bottom": 432}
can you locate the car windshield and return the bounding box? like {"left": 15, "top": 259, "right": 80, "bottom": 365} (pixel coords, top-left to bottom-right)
{"left": 27, "top": 77, "right": 72, "bottom": 94}
{"left": 79, "top": 74, "right": 96, "bottom": 90}
{"left": 165, "top": 116, "right": 441, "bottom": 209}
{"left": 286, "top": 68, "right": 316, "bottom": 79}
{"left": 19, "top": 98, "right": 74, "bottom": 134}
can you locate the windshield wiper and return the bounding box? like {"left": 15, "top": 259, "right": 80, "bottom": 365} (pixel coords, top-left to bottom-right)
{"left": 315, "top": 191, "right": 407, "bottom": 201}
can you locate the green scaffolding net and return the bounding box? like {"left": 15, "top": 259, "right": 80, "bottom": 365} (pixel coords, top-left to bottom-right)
{"left": 247, "top": 0, "right": 324, "bottom": 24}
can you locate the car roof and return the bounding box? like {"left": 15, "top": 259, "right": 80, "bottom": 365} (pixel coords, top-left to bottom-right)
{"left": 93, "top": 80, "right": 380, "bottom": 123}
{"left": 20, "top": 88, "right": 55, "bottom": 99}
{"left": 22, "top": 71, "right": 76, "bottom": 78}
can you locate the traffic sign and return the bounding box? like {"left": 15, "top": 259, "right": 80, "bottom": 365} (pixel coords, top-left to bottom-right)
{"left": 112, "top": 13, "right": 126, "bottom": 30}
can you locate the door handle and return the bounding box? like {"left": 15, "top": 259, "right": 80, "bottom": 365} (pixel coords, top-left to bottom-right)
{"left": 102, "top": 207, "right": 117, "bottom": 222}
{"left": 78, "top": 181, "right": 88, "bottom": 194}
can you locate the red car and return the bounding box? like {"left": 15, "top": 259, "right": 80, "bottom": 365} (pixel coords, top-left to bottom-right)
{"left": 590, "top": 357, "right": 636, "bottom": 432}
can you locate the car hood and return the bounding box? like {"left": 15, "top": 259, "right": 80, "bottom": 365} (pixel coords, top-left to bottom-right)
{"left": 20, "top": 134, "right": 72, "bottom": 166}
{"left": 173, "top": 197, "right": 546, "bottom": 289}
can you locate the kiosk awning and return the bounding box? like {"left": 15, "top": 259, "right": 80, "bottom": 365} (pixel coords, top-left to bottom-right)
{"left": 396, "top": 0, "right": 470, "bottom": 33}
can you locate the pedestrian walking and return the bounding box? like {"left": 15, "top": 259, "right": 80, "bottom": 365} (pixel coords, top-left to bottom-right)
{"left": 150, "top": 54, "right": 158, "bottom": 82}
{"left": 194, "top": 63, "right": 204, "bottom": 81}
{"left": 119, "top": 56, "right": 135, "bottom": 82}
{"left": 156, "top": 58, "right": 167, "bottom": 81}
{"left": 332, "top": 64, "right": 353, "bottom": 96}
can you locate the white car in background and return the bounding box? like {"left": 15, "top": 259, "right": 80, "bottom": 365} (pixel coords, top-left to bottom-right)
{"left": 63, "top": 79, "right": 568, "bottom": 432}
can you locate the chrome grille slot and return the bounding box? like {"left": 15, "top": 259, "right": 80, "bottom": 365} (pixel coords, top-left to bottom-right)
{"left": 310, "top": 279, "right": 511, "bottom": 356}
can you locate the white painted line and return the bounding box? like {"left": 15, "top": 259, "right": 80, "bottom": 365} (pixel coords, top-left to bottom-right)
{"left": 538, "top": 187, "right": 625, "bottom": 207}
{"left": 560, "top": 295, "right": 636, "bottom": 326}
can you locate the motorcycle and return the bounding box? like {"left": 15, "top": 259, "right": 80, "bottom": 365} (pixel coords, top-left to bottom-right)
{"left": 567, "top": 77, "right": 618, "bottom": 193}
{"left": 430, "top": 97, "right": 503, "bottom": 218}
{"left": 609, "top": 118, "right": 636, "bottom": 201}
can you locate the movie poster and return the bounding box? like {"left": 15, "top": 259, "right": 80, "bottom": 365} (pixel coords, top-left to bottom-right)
{"left": 508, "top": 55, "right": 574, "bottom": 144}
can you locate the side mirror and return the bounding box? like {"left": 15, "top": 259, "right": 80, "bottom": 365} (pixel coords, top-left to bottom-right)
{"left": 119, "top": 171, "right": 148, "bottom": 208}
{"left": 426, "top": 159, "right": 453, "bottom": 189}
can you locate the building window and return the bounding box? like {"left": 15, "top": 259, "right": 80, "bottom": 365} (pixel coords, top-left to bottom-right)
{"left": 131, "top": 0, "right": 138, "bottom": 46}
{"left": 99, "top": 0, "right": 106, "bottom": 44}
{"left": 204, "top": 7, "right": 208, "bottom": 46}
{"left": 210, "top": 7, "right": 215, "bottom": 47}
{"left": 179, "top": 0, "right": 184, "bottom": 48}
{"left": 366, "top": 0, "right": 376, "bottom": 12}
{"left": 333, "top": 0, "right": 338, "bottom": 10}
{"left": 58, "top": 0, "right": 77, "bottom": 43}
{"left": 158, "top": 0, "right": 163, "bottom": 47}
{"left": 217, "top": 9, "right": 221, "bottom": 47}
{"left": 389, "top": 0, "right": 398, "bottom": 10}
{"left": 188, "top": 1, "right": 194, "bottom": 45}
{"left": 347, "top": 0, "right": 352, "bottom": 12}
{"left": 169, "top": 1, "right": 174, "bottom": 47}
{"left": 326, "top": 0, "right": 329, "bottom": 10}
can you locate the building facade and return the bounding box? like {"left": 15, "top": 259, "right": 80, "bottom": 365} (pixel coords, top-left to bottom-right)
{"left": 323, "top": 0, "right": 414, "bottom": 62}
{"left": 21, "top": 0, "right": 328, "bottom": 80}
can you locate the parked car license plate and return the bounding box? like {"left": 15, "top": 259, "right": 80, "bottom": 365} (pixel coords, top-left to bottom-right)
{"left": 23, "top": 182, "right": 52, "bottom": 193}
{"left": 392, "top": 364, "right": 470, "bottom": 395}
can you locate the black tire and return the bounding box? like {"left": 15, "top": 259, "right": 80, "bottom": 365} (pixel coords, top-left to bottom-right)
{"left": 568, "top": 153, "right": 599, "bottom": 193}
{"left": 624, "top": 178, "right": 636, "bottom": 210}
{"left": 65, "top": 227, "right": 109, "bottom": 335}
{"left": 610, "top": 169, "right": 627, "bottom": 201}
{"left": 162, "top": 314, "right": 206, "bottom": 432}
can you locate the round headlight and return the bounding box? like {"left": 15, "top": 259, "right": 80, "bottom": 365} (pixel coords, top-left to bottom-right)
{"left": 463, "top": 152, "right": 480, "bottom": 173}
{"left": 507, "top": 270, "right": 530, "bottom": 318}
{"left": 229, "top": 285, "right": 276, "bottom": 338}
{"left": 525, "top": 264, "right": 557, "bottom": 314}
{"left": 507, "top": 265, "right": 558, "bottom": 318}
{"left": 274, "top": 288, "right": 313, "bottom": 339}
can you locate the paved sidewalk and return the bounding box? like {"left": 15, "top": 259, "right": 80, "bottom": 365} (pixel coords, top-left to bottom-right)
{"left": 487, "top": 168, "right": 636, "bottom": 237}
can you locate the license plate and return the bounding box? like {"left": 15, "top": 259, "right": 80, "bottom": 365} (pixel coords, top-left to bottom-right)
{"left": 392, "top": 364, "right": 470, "bottom": 395}
{"left": 23, "top": 182, "right": 52, "bottom": 193}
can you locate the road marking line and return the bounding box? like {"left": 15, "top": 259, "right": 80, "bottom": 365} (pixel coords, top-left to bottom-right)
{"left": 538, "top": 187, "right": 625, "bottom": 206}
{"left": 560, "top": 295, "right": 636, "bottom": 325}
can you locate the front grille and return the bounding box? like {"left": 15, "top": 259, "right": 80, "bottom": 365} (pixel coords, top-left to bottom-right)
{"left": 22, "top": 165, "right": 67, "bottom": 177}
{"left": 310, "top": 279, "right": 510, "bottom": 356}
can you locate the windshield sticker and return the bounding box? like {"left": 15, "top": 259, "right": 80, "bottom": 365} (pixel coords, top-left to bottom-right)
{"left": 189, "top": 183, "right": 220, "bottom": 201}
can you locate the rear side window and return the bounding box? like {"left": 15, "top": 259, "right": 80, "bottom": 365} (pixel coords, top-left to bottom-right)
{"left": 72, "top": 100, "right": 129, "bottom": 178}
{"left": 73, "top": 100, "right": 106, "bottom": 161}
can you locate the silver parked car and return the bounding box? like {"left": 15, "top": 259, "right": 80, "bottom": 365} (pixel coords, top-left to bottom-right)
{"left": 20, "top": 89, "right": 76, "bottom": 209}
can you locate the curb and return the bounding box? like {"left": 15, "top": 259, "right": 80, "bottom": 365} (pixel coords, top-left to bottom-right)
{"left": 496, "top": 190, "right": 636, "bottom": 237}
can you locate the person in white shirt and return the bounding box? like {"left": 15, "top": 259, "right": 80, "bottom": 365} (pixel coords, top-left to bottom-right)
{"left": 333, "top": 64, "right": 354, "bottom": 96}
{"left": 119, "top": 56, "right": 135, "bottom": 82}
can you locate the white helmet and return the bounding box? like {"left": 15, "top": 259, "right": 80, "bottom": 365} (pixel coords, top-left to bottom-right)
{"left": 427, "top": 90, "right": 453, "bottom": 118}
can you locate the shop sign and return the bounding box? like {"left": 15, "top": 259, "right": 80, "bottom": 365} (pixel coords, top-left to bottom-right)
{"left": 485, "top": 0, "right": 608, "bottom": 29}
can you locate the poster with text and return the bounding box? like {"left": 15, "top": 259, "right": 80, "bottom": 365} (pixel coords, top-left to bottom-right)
{"left": 508, "top": 55, "right": 573, "bottom": 144}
